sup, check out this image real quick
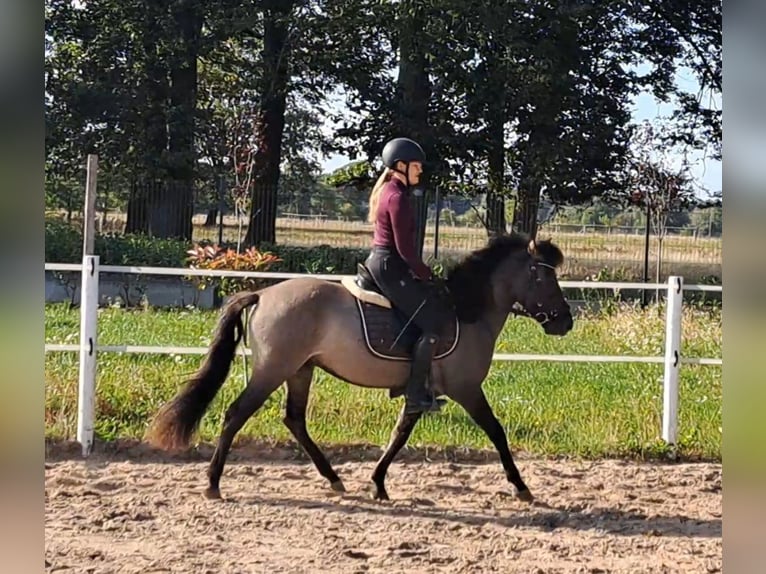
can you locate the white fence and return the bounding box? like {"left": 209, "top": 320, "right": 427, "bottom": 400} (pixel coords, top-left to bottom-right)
{"left": 44, "top": 258, "right": 722, "bottom": 457}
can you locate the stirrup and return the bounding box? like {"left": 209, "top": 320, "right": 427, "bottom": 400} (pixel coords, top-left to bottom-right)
{"left": 404, "top": 394, "right": 446, "bottom": 415}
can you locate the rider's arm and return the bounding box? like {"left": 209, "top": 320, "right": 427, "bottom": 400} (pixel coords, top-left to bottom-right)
{"left": 388, "top": 191, "right": 432, "bottom": 281}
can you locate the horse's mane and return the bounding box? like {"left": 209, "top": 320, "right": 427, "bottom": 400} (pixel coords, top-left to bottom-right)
{"left": 445, "top": 233, "right": 564, "bottom": 323}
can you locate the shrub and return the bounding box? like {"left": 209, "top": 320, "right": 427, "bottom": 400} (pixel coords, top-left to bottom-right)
{"left": 45, "top": 218, "right": 189, "bottom": 266}
{"left": 95, "top": 233, "right": 189, "bottom": 267}
{"left": 186, "top": 243, "right": 282, "bottom": 297}
{"left": 260, "top": 243, "right": 369, "bottom": 275}
{"left": 45, "top": 219, "right": 83, "bottom": 263}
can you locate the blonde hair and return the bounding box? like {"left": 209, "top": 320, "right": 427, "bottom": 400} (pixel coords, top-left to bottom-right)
{"left": 367, "top": 168, "right": 394, "bottom": 223}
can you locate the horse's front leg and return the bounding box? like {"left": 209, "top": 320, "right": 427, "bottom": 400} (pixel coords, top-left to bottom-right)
{"left": 370, "top": 404, "right": 422, "bottom": 500}
{"left": 449, "top": 387, "right": 533, "bottom": 502}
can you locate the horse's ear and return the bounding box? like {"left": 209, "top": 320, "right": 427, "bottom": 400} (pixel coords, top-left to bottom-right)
{"left": 527, "top": 239, "right": 537, "bottom": 256}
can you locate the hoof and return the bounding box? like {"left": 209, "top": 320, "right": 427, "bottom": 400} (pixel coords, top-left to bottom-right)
{"left": 330, "top": 480, "right": 346, "bottom": 493}
{"left": 373, "top": 490, "right": 389, "bottom": 501}
{"left": 203, "top": 487, "right": 222, "bottom": 500}
{"left": 516, "top": 488, "right": 534, "bottom": 503}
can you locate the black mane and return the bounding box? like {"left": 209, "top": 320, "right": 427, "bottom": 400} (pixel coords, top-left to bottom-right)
{"left": 445, "top": 233, "right": 563, "bottom": 323}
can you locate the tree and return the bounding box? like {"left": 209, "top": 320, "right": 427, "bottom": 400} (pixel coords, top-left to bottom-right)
{"left": 626, "top": 0, "right": 721, "bottom": 162}
{"left": 196, "top": 35, "right": 262, "bottom": 227}
{"left": 45, "top": 0, "right": 721, "bottom": 249}
{"left": 242, "top": 0, "right": 397, "bottom": 245}
{"left": 627, "top": 120, "right": 698, "bottom": 282}
{"left": 444, "top": 0, "right": 522, "bottom": 236}
{"left": 507, "top": 1, "right": 637, "bottom": 238}
{"left": 45, "top": 0, "right": 205, "bottom": 239}
{"left": 277, "top": 101, "right": 329, "bottom": 216}
{"left": 690, "top": 205, "right": 722, "bottom": 237}
{"left": 329, "top": 1, "right": 476, "bottom": 251}
{"left": 45, "top": 0, "right": 138, "bottom": 216}
{"left": 240, "top": 0, "right": 295, "bottom": 245}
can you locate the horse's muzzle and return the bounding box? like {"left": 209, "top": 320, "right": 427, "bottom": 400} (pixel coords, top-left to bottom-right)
{"left": 540, "top": 307, "right": 574, "bottom": 336}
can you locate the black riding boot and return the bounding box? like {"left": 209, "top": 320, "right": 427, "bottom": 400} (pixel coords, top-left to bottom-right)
{"left": 404, "top": 334, "right": 443, "bottom": 415}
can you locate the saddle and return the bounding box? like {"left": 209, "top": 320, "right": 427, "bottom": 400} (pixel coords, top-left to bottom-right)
{"left": 340, "top": 264, "right": 392, "bottom": 308}
{"left": 341, "top": 264, "right": 459, "bottom": 362}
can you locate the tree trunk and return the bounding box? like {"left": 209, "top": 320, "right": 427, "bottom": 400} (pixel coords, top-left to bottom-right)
{"left": 513, "top": 173, "right": 540, "bottom": 239}
{"left": 146, "top": 180, "right": 195, "bottom": 238}
{"left": 127, "top": 3, "right": 169, "bottom": 235}
{"left": 125, "top": 1, "right": 200, "bottom": 240}
{"left": 164, "top": 0, "right": 202, "bottom": 241}
{"left": 486, "top": 186, "right": 506, "bottom": 238}
{"left": 204, "top": 208, "right": 218, "bottom": 227}
{"left": 244, "top": 0, "right": 294, "bottom": 246}
{"left": 396, "top": 1, "right": 432, "bottom": 256}
{"left": 485, "top": 50, "right": 506, "bottom": 237}
{"left": 513, "top": 121, "right": 550, "bottom": 240}
{"left": 656, "top": 233, "right": 664, "bottom": 283}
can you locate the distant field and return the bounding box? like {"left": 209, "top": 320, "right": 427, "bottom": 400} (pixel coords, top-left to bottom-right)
{"left": 193, "top": 216, "right": 721, "bottom": 259}
{"left": 196, "top": 216, "right": 722, "bottom": 281}
{"left": 54, "top": 211, "right": 722, "bottom": 281}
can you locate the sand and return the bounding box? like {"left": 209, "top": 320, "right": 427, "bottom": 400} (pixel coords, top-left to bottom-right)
{"left": 45, "top": 442, "right": 721, "bottom": 573}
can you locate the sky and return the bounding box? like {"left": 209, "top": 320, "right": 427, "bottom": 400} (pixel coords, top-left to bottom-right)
{"left": 629, "top": 67, "right": 722, "bottom": 197}
{"left": 318, "top": 72, "right": 722, "bottom": 199}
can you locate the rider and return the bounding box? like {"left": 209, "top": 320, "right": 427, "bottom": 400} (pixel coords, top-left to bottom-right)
{"left": 364, "top": 137, "right": 450, "bottom": 415}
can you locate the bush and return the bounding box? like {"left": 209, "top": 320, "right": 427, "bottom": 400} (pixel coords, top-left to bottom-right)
{"left": 186, "top": 243, "right": 282, "bottom": 297}
{"left": 260, "top": 243, "right": 369, "bottom": 275}
{"left": 45, "top": 219, "right": 84, "bottom": 263}
{"left": 46, "top": 219, "right": 189, "bottom": 266}
{"left": 95, "top": 233, "right": 190, "bottom": 267}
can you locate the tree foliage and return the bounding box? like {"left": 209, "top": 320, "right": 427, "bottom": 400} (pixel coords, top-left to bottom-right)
{"left": 45, "top": 0, "right": 721, "bottom": 245}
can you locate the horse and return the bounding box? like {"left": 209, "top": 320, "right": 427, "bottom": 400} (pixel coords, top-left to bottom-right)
{"left": 145, "top": 232, "right": 574, "bottom": 503}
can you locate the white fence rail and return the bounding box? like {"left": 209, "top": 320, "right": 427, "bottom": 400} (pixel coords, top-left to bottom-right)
{"left": 44, "top": 260, "right": 722, "bottom": 456}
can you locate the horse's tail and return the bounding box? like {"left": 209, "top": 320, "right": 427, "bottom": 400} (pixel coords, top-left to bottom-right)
{"left": 145, "top": 291, "right": 261, "bottom": 452}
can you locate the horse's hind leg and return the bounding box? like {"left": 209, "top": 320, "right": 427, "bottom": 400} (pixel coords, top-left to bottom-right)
{"left": 283, "top": 365, "right": 345, "bottom": 492}
{"left": 205, "top": 376, "right": 282, "bottom": 500}
{"left": 371, "top": 404, "right": 422, "bottom": 500}
{"left": 450, "top": 387, "right": 533, "bottom": 502}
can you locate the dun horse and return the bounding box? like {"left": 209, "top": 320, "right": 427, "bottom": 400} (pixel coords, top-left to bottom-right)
{"left": 146, "top": 233, "right": 574, "bottom": 502}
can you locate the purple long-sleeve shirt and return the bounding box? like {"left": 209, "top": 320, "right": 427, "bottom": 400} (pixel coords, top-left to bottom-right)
{"left": 372, "top": 178, "right": 432, "bottom": 280}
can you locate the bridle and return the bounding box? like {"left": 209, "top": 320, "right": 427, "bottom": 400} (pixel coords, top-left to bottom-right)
{"left": 510, "top": 261, "right": 562, "bottom": 326}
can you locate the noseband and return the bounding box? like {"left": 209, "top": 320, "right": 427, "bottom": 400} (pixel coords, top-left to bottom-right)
{"left": 511, "top": 262, "right": 561, "bottom": 326}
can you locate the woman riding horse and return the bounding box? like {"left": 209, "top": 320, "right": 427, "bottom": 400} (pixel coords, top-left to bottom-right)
{"left": 364, "top": 137, "right": 452, "bottom": 415}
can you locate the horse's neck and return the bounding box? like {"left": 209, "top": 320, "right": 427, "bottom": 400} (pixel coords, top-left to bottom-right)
{"left": 478, "top": 305, "right": 510, "bottom": 343}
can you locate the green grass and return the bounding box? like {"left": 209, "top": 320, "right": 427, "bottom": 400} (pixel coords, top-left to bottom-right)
{"left": 44, "top": 301, "right": 722, "bottom": 460}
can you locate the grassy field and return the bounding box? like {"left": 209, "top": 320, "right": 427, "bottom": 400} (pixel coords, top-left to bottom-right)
{"left": 195, "top": 216, "right": 722, "bottom": 263}
{"left": 51, "top": 211, "right": 722, "bottom": 281}
{"left": 45, "top": 301, "right": 722, "bottom": 460}
{"left": 179, "top": 216, "right": 724, "bottom": 281}
{"left": 88, "top": 212, "right": 722, "bottom": 267}
{"left": 265, "top": 226, "right": 721, "bottom": 282}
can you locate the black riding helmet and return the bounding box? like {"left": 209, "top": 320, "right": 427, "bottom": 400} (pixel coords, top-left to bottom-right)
{"left": 381, "top": 137, "right": 425, "bottom": 187}
{"left": 382, "top": 137, "right": 425, "bottom": 167}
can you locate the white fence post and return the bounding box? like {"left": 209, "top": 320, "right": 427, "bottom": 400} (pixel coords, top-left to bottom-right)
{"left": 662, "top": 275, "right": 683, "bottom": 444}
{"left": 77, "top": 255, "right": 99, "bottom": 456}
{"left": 83, "top": 154, "right": 98, "bottom": 255}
